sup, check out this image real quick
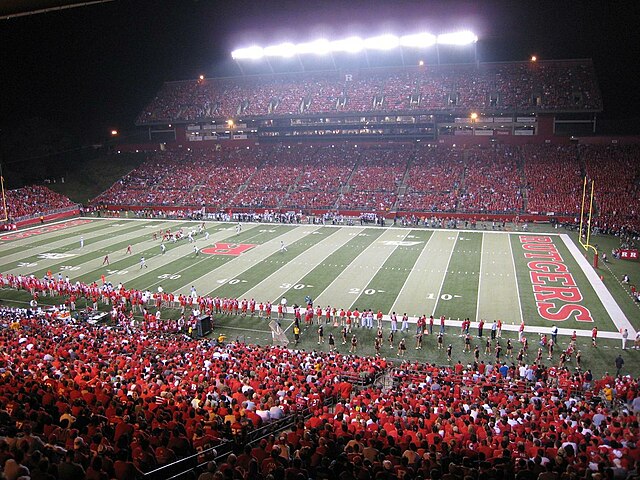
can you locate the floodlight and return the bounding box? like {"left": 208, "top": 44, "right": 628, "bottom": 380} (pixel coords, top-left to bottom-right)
{"left": 231, "top": 46, "right": 264, "bottom": 60}
{"left": 296, "top": 39, "right": 331, "bottom": 55}
{"left": 330, "top": 36, "right": 364, "bottom": 53}
{"left": 437, "top": 31, "right": 478, "bottom": 45}
{"left": 400, "top": 33, "right": 436, "bottom": 48}
{"left": 364, "top": 34, "right": 400, "bottom": 51}
{"left": 264, "top": 42, "right": 297, "bottom": 58}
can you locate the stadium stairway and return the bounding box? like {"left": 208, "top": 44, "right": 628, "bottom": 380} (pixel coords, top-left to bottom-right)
{"left": 391, "top": 150, "right": 417, "bottom": 212}
{"left": 373, "top": 369, "right": 396, "bottom": 393}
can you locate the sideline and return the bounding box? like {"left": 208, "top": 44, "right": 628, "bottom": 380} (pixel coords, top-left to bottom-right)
{"left": 560, "top": 234, "right": 635, "bottom": 337}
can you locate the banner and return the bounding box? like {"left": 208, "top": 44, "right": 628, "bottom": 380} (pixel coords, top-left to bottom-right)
{"left": 619, "top": 249, "right": 639, "bottom": 260}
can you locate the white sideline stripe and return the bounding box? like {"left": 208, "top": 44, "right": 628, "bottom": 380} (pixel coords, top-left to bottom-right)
{"left": 0, "top": 220, "right": 181, "bottom": 276}
{"left": 432, "top": 231, "right": 459, "bottom": 316}
{"left": 82, "top": 216, "right": 567, "bottom": 236}
{"left": 65, "top": 221, "right": 199, "bottom": 282}
{"left": 475, "top": 233, "right": 484, "bottom": 322}
{"left": 0, "top": 289, "right": 623, "bottom": 339}
{"left": 389, "top": 231, "right": 436, "bottom": 315}
{"left": 0, "top": 221, "right": 121, "bottom": 268}
{"left": 560, "top": 234, "right": 635, "bottom": 337}
{"left": 507, "top": 233, "right": 524, "bottom": 323}
{"left": 0, "top": 217, "right": 94, "bottom": 237}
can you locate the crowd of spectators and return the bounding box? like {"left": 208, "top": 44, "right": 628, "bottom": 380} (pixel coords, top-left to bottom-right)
{"left": 582, "top": 145, "right": 640, "bottom": 235}
{"left": 457, "top": 146, "right": 523, "bottom": 214}
{"left": 397, "top": 145, "right": 463, "bottom": 212}
{"left": 137, "top": 60, "right": 602, "bottom": 124}
{"left": 91, "top": 142, "right": 640, "bottom": 232}
{"left": 336, "top": 146, "right": 411, "bottom": 211}
{"left": 523, "top": 145, "right": 582, "bottom": 215}
{"left": 4, "top": 185, "right": 75, "bottom": 222}
{"left": 0, "top": 270, "right": 638, "bottom": 480}
{"left": 0, "top": 272, "right": 385, "bottom": 480}
{"left": 281, "top": 144, "right": 357, "bottom": 209}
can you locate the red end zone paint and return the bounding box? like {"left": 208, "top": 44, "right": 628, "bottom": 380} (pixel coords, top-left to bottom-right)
{"left": 519, "top": 235, "right": 594, "bottom": 322}
{"left": 201, "top": 243, "right": 256, "bottom": 256}
{"left": 0, "top": 219, "right": 92, "bottom": 241}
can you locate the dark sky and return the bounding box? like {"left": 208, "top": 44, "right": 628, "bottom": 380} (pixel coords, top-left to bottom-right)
{"left": 1, "top": 0, "right": 639, "bottom": 142}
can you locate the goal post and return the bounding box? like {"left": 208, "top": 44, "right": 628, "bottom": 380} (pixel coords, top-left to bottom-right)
{"left": 0, "top": 175, "right": 7, "bottom": 222}
{"left": 578, "top": 176, "right": 598, "bottom": 267}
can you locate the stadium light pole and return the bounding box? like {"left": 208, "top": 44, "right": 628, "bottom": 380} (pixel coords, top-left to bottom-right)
{"left": 234, "top": 59, "right": 245, "bottom": 76}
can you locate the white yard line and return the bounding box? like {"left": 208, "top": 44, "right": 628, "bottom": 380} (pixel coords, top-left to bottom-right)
{"left": 345, "top": 230, "right": 412, "bottom": 310}
{"left": 507, "top": 233, "right": 524, "bottom": 323}
{"left": 432, "top": 231, "right": 459, "bottom": 316}
{"left": 475, "top": 232, "right": 484, "bottom": 322}
{"left": 560, "top": 234, "right": 635, "bottom": 336}
{"left": 0, "top": 221, "right": 119, "bottom": 267}
{"left": 116, "top": 224, "right": 262, "bottom": 290}
{"left": 1, "top": 220, "right": 185, "bottom": 277}
{"left": 180, "top": 226, "right": 322, "bottom": 297}
{"left": 389, "top": 231, "right": 436, "bottom": 315}
{"left": 257, "top": 228, "right": 363, "bottom": 303}
{"left": 312, "top": 229, "right": 397, "bottom": 308}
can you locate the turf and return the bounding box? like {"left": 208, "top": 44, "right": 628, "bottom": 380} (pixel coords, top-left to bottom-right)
{"left": 0, "top": 216, "right": 638, "bottom": 379}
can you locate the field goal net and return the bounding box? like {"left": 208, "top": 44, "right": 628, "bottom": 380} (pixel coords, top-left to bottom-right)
{"left": 268, "top": 320, "right": 290, "bottom": 346}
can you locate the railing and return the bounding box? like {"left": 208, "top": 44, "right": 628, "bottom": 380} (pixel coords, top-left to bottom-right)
{"left": 10, "top": 204, "right": 80, "bottom": 223}
{"left": 142, "top": 396, "right": 337, "bottom": 480}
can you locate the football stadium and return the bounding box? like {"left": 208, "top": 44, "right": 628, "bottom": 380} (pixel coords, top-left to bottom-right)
{"left": 0, "top": 2, "right": 639, "bottom": 479}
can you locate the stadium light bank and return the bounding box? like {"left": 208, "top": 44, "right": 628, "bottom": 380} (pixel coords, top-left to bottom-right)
{"left": 231, "top": 30, "right": 478, "bottom": 60}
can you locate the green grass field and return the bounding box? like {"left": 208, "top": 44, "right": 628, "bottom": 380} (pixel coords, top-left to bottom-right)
{"left": 1, "top": 216, "right": 638, "bottom": 378}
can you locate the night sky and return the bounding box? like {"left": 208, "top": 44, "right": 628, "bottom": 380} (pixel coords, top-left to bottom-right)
{"left": 1, "top": 0, "right": 639, "bottom": 144}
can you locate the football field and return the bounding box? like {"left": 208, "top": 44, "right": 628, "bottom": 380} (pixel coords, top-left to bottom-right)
{"left": 0, "top": 217, "right": 638, "bottom": 376}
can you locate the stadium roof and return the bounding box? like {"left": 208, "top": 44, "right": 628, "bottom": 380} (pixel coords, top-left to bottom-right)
{"left": 0, "top": 0, "right": 114, "bottom": 20}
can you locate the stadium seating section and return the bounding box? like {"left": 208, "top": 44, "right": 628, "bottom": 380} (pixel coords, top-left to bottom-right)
{"left": 4, "top": 185, "right": 75, "bottom": 222}
{"left": 94, "top": 143, "right": 640, "bottom": 233}
{"left": 0, "top": 274, "right": 638, "bottom": 479}
{"left": 137, "top": 60, "right": 602, "bottom": 123}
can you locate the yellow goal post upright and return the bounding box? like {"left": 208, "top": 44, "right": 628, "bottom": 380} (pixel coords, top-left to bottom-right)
{"left": 0, "top": 163, "right": 7, "bottom": 223}
{"left": 578, "top": 176, "right": 598, "bottom": 268}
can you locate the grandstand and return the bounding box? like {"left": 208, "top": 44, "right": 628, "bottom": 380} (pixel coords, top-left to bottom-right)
{"left": 137, "top": 60, "right": 602, "bottom": 124}
{"left": 3, "top": 42, "right": 640, "bottom": 480}
{"left": 93, "top": 142, "right": 640, "bottom": 233}
{"left": 0, "top": 185, "right": 79, "bottom": 229}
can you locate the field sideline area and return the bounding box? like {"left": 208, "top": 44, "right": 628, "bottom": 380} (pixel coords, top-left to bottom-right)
{"left": 1, "top": 216, "right": 638, "bottom": 377}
